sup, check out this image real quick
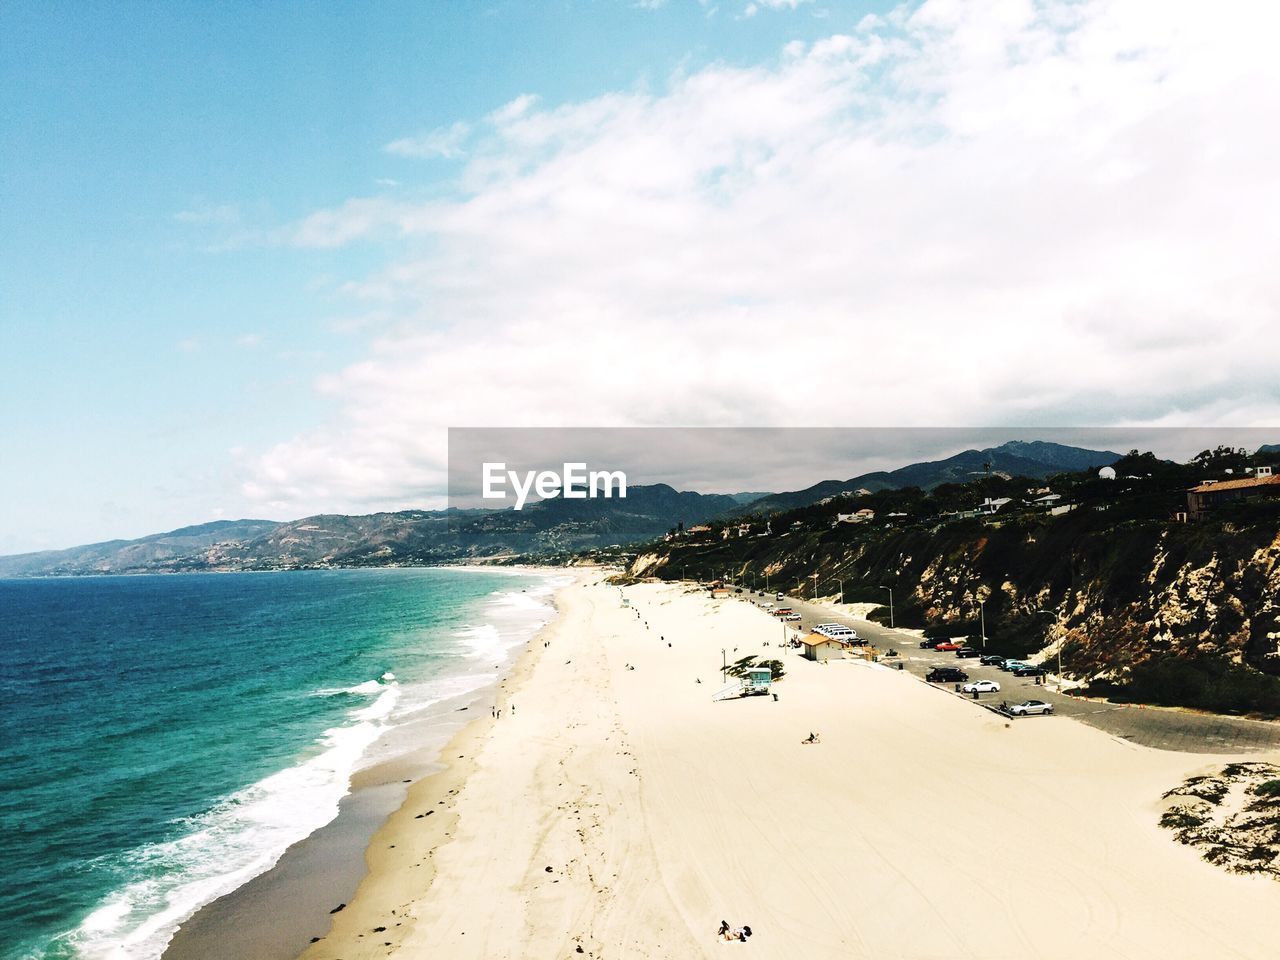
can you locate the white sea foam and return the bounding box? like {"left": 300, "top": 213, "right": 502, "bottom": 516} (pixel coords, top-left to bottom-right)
{"left": 310, "top": 677, "right": 387, "bottom": 697}
{"left": 64, "top": 682, "right": 401, "bottom": 960}
{"left": 61, "top": 569, "right": 568, "bottom": 960}
{"left": 453, "top": 623, "right": 505, "bottom": 659}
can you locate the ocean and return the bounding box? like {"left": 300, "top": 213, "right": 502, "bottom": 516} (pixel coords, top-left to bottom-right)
{"left": 0, "top": 566, "right": 565, "bottom": 960}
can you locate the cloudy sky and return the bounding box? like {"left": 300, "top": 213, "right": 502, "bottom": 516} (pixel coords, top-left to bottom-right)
{"left": 3, "top": 0, "right": 1279, "bottom": 553}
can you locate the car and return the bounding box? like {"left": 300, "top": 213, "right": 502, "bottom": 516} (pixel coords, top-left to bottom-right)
{"left": 782, "top": 613, "right": 801, "bottom": 622}
{"left": 925, "top": 667, "right": 969, "bottom": 683}
{"left": 815, "top": 624, "right": 859, "bottom": 642}
{"left": 961, "top": 679, "right": 1001, "bottom": 694}
{"left": 955, "top": 647, "right": 980, "bottom": 658}
{"left": 776, "top": 592, "right": 785, "bottom": 601}
{"left": 999, "top": 659, "right": 1030, "bottom": 672}
{"left": 1013, "top": 665, "right": 1047, "bottom": 677}
{"left": 1009, "top": 699, "right": 1053, "bottom": 716}
{"left": 919, "top": 639, "right": 936, "bottom": 649}
{"left": 979, "top": 654, "right": 1006, "bottom": 666}
{"left": 934, "top": 642, "right": 962, "bottom": 652}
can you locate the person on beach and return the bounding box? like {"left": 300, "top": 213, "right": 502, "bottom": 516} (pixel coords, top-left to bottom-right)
{"left": 718, "top": 920, "right": 730, "bottom": 938}
{"left": 803, "top": 732, "right": 820, "bottom": 744}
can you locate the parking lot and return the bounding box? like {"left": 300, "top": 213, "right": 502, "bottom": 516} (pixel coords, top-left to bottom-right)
{"left": 745, "top": 589, "right": 1280, "bottom": 755}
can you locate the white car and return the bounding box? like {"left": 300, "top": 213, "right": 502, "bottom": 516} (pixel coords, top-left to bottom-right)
{"left": 782, "top": 613, "right": 801, "bottom": 622}
{"left": 961, "top": 680, "right": 1000, "bottom": 694}
{"left": 1009, "top": 699, "right": 1053, "bottom": 716}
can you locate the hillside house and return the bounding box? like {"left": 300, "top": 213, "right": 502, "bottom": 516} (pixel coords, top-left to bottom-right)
{"left": 1028, "top": 493, "right": 1062, "bottom": 509}
{"left": 835, "top": 508, "right": 876, "bottom": 525}
{"left": 1187, "top": 468, "right": 1280, "bottom": 519}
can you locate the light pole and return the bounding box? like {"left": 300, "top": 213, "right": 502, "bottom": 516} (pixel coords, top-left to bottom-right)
{"left": 721, "top": 647, "right": 727, "bottom": 678}
{"left": 1033, "top": 609, "right": 1059, "bottom": 679}
{"left": 832, "top": 577, "right": 845, "bottom": 605}
{"left": 881, "top": 586, "right": 894, "bottom": 629}
{"left": 810, "top": 573, "right": 820, "bottom": 600}
{"left": 979, "top": 599, "right": 987, "bottom": 649}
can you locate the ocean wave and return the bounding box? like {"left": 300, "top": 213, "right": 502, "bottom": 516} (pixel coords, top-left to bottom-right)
{"left": 391, "top": 671, "right": 495, "bottom": 719}
{"left": 453, "top": 623, "right": 504, "bottom": 660}
{"left": 311, "top": 676, "right": 392, "bottom": 697}
{"left": 60, "top": 683, "right": 401, "bottom": 960}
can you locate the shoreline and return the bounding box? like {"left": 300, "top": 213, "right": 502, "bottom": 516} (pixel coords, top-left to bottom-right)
{"left": 292, "top": 576, "right": 565, "bottom": 960}
{"left": 291, "top": 579, "right": 1280, "bottom": 959}
{"left": 165, "top": 577, "right": 1280, "bottom": 959}
{"left": 161, "top": 567, "right": 587, "bottom": 960}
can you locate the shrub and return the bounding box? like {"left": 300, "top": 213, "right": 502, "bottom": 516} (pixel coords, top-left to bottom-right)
{"left": 1091, "top": 656, "right": 1280, "bottom": 717}
{"left": 1160, "top": 809, "right": 1207, "bottom": 830}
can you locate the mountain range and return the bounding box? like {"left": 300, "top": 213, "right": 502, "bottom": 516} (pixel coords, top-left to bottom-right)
{"left": 739, "top": 440, "right": 1122, "bottom": 515}
{"left": 0, "top": 441, "right": 1122, "bottom": 577}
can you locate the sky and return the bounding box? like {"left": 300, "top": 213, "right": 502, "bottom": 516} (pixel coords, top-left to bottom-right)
{"left": 3, "top": 0, "right": 1279, "bottom": 554}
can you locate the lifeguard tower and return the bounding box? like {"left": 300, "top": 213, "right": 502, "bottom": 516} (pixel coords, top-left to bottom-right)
{"left": 743, "top": 666, "right": 773, "bottom": 695}
{"left": 713, "top": 666, "right": 773, "bottom": 700}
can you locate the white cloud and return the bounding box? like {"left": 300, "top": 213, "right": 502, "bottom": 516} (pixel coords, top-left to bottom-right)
{"left": 744, "top": 0, "right": 812, "bottom": 16}
{"left": 243, "top": 0, "right": 1280, "bottom": 517}
{"left": 383, "top": 121, "right": 471, "bottom": 159}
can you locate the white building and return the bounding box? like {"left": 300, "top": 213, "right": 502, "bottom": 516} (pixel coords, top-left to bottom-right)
{"left": 801, "top": 634, "right": 850, "bottom": 661}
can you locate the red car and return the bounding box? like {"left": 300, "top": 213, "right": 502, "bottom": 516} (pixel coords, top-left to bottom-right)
{"left": 934, "top": 641, "right": 963, "bottom": 651}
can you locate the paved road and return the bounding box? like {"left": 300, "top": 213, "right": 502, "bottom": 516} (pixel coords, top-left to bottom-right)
{"left": 743, "top": 589, "right": 1280, "bottom": 755}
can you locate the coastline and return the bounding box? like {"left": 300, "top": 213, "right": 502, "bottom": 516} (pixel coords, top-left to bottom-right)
{"left": 161, "top": 567, "right": 587, "bottom": 960}
{"left": 284, "top": 579, "right": 1280, "bottom": 960}
{"left": 291, "top": 578, "right": 564, "bottom": 960}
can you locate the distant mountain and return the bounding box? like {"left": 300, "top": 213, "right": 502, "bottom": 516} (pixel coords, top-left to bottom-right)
{"left": 0, "top": 519, "right": 280, "bottom": 577}
{"left": 0, "top": 442, "right": 1126, "bottom": 577}
{"left": 0, "top": 486, "right": 739, "bottom": 577}
{"left": 742, "top": 441, "right": 1122, "bottom": 515}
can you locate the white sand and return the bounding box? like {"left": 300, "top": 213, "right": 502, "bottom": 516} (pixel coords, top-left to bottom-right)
{"left": 305, "top": 580, "right": 1280, "bottom": 959}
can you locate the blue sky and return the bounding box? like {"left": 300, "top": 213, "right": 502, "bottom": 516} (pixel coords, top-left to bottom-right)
{"left": 2, "top": 1, "right": 881, "bottom": 552}
{"left": 3, "top": 0, "right": 1278, "bottom": 553}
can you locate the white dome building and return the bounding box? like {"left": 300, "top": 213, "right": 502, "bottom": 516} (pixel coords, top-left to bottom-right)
{"left": 1098, "top": 466, "right": 1117, "bottom": 480}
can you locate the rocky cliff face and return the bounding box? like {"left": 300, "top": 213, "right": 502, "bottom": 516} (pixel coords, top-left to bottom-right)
{"left": 635, "top": 507, "right": 1280, "bottom": 688}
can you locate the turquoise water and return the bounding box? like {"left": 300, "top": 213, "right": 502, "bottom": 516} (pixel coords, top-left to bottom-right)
{"left": 0, "top": 567, "right": 562, "bottom": 960}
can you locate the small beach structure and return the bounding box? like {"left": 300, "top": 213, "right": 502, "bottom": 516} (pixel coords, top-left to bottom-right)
{"left": 711, "top": 666, "right": 774, "bottom": 701}
{"left": 800, "top": 632, "right": 850, "bottom": 662}
{"left": 743, "top": 666, "right": 773, "bottom": 694}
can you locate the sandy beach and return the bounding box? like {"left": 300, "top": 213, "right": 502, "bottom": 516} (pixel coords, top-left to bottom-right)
{"left": 297, "top": 579, "right": 1280, "bottom": 959}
